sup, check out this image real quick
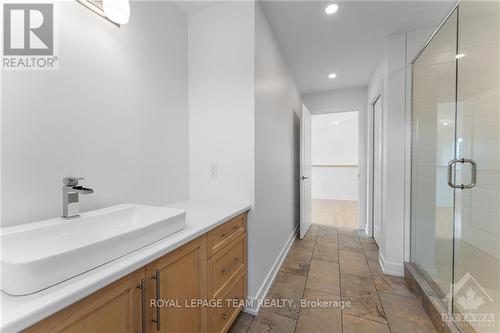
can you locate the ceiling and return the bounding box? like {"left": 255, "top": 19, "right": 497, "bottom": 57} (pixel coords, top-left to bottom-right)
{"left": 260, "top": 1, "right": 456, "bottom": 94}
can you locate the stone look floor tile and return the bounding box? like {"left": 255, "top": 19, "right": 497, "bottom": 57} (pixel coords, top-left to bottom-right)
{"left": 368, "top": 261, "right": 416, "bottom": 298}
{"left": 295, "top": 288, "right": 342, "bottom": 333}
{"left": 306, "top": 259, "right": 340, "bottom": 296}
{"left": 338, "top": 227, "right": 360, "bottom": 237}
{"left": 343, "top": 314, "right": 391, "bottom": 333}
{"left": 341, "top": 272, "right": 387, "bottom": 323}
{"left": 358, "top": 230, "right": 375, "bottom": 244}
{"left": 341, "top": 273, "right": 377, "bottom": 298}
{"left": 288, "top": 243, "right": 314, "bottom": 261}
{"left": 312, "top": 242, "right": 339, "bottom": 263}
{"left": 229, "top": 312, "right": 254, "bottom": 333}
{"left": 339, "top": 250, "right": 371, "bottom": 276}
{"left": 247, "top": 309, "right": 297, "bottom": 333}
{"left": 292, "top": 237, "right": 316, "bottom": 251}
{"left": 238, "top": 200, "right": 437, "bottom": 333}
{"left": 266, "top": 270, "right": 307, "bottom": 319}
{"left": 316, "top": 230, "right": 338, "bottom": 246}
{"left": 280, "top": 255, "right": 311, "bottom": 277}
{"left": 280, "top": 243, "right": 313, "bottom": 277}
{"left": 342, "top": 292, "right": 387, "bottom": 324}
{"left": 361, "top": 242, "right": 380, "bottom": 262}
{"left": 380, "top": 293, "right": 437, "bottom": 333}
{"left": 339, "top": 235, "right": 364, "bottom": 253}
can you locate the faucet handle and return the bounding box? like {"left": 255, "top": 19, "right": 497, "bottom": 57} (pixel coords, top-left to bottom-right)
{"left": 63, "top": 177, "right": 84, "bottom": 186}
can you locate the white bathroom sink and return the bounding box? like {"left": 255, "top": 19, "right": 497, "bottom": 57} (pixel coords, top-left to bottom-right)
{"left": 0, "top": 204, "right": 186, "bottom": 295}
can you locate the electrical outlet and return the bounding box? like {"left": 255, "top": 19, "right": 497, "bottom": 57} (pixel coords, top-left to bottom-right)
{"left": 209, "top": 163, "right": 218, "bottom": 179}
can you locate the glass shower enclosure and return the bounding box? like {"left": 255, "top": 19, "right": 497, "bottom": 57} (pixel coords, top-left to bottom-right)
{"left": 411, "top": 1, "right": 499, "bottom": 332}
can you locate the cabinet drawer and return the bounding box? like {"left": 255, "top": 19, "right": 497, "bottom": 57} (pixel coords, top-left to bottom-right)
{"left": 208, "top": 270, "right": 246, "bottom": 333}
{"left": 208, "top": 233, "right": 246, "bottom": 298}
{"left": 207, "top": 213, "right": 246, "bottom": 258}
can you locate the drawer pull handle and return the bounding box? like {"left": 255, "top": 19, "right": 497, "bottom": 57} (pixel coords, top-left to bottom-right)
{"left": 151, "top": 269, "right": 160, "bottom": 331}
{"left": 221, "top": 226, "right": 239, "bottom": 239}
{"left": 222, "top": 257, "right": 240, "bottom": 274}
{"left": 222, "top": 298, "right": 239, "bottom": 320}
{"left": 136, "top": 278, "right": 147, "bottom": 333}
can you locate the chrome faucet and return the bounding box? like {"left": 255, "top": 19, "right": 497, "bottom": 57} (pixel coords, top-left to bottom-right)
{"left": 62, "top": 177, "right": 94, "bottom": 219}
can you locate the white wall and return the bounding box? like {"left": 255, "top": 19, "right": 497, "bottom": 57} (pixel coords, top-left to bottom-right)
{"left": 311, "top": 112, "right": 358, "bottom": 164}
{"left": 188, "top": 2, "right": 301, "bottom": 312}
{"left": 311, "top": 112, "right": 358, "bottom": 201}
{"left": 252, "top": 2, "right": 301, "bottom": 307}
{"left": 303, "top": 87, "right": 367, "bottom": 114}
{"left": 303, "top": 87, "right": 367, "bottom": 229}
{"left": 367, "top": 26, "right": 440, "bottom": 275}
{"left": 1, "top": 1, "right": 189, "bottom": 227}
{"left": 188, "top": 1, "right": 255, "bottom": 204}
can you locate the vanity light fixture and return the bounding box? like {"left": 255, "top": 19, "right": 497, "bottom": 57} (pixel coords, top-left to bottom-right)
{"left": 328, "top": 73, "right": 337, "bottom": 79}
{"left": 325, "top": 4, "right": 339, "bottom": 15}
{"left": 77, "top": 0, "right": 130, "bottom": 26}
{"left": 456, "top": 53, "right": 465, "bottom": 59}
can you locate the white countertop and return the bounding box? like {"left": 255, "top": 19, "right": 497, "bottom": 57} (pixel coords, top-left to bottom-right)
{"left": 0, "top": 200, "right": 251, "bottom": 333}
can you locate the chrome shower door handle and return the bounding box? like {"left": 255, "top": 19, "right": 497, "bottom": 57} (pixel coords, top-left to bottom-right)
{"left": 462, "top": 158, "right": 477, "bottom": 189}
{"left": 447, "top": 159, "right": 462, "bottom": 189}
{"left": 447, "top": 158, "right": 477, "bottom": 190}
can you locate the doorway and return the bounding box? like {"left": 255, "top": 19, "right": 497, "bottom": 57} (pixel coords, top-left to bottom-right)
{"left": 309, "top": 111, "right": 359, "bottom": 229}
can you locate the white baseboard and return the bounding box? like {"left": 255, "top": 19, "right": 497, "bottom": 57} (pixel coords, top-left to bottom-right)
{"left": 243, "top": 224, "right": 299, "bottom": 316}
{"left": 379, "top": 252, "right": 404, "bottom": 277}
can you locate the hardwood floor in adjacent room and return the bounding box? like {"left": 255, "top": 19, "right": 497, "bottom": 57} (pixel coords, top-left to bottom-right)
{"left": 311, "top": 199, "right": 357, "bottom": 228}
{"left": 229, "top": 200, "right": 436, "bottom": 333}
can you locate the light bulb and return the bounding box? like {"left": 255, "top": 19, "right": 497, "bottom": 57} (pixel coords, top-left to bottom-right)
{"left": 325, "top": 4, "right": 339, "bottom": 15}
{"left": 103, "top": 0, "right": 130, "bottom": 24}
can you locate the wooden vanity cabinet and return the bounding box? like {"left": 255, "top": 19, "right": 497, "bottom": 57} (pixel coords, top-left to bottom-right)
{"left": 145, "top": 235, "right": 208, "bottom": 333}
{"left": 23, "top": 268, "right": 146, "bottom": 333}
{"left": 23, "top": 212, "right": 247, "bottom": 333}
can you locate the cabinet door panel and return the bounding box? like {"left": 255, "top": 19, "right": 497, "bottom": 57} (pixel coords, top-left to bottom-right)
{"left": 23, "top": 268, "right": 145, "bottom": 333}
{"left": 146, "top": 235, "right": 207, "bottom": 333}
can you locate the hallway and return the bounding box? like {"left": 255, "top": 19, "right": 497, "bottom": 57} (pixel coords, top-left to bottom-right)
{"left": 229, "top": 223, "right": 436, "bottom": 333}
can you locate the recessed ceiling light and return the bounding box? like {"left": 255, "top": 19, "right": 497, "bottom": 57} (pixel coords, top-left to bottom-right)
{"left": 456, "top": 53, "right": 465, "bottom": 59}
{"left": 443, "top": 121, "right": 449, "bottom": 126}
{"left": 325, "top": 4, "right": 339, "bottom": 15}
{"left": 328, "top": 73, "right": 337, "bottom": 79}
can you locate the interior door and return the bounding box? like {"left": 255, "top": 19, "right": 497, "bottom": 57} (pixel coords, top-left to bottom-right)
{"left": 300, "top": 104, "right": 312, "bottom": 239}
{"left": 373, "top": 96, "right": 383, "bottom": 246}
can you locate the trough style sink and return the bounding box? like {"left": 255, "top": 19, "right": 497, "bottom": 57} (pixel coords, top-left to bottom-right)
{"left": 1, "top": 204, "right": 186, "bottom": 295}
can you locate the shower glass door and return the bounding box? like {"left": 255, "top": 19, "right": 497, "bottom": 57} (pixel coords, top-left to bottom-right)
{"left": 411, "top": 8, "right": 458, "bottom": 304}
{"left": 412, "top": 2, "right": 500, "bottom": 332}
{"left": 453, "top": 2, "right": 500, "bottom": 332}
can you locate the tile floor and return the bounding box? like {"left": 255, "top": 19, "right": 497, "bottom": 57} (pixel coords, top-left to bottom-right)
{"left": 229, "top": 200, "right": 436, "bottom": 333}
